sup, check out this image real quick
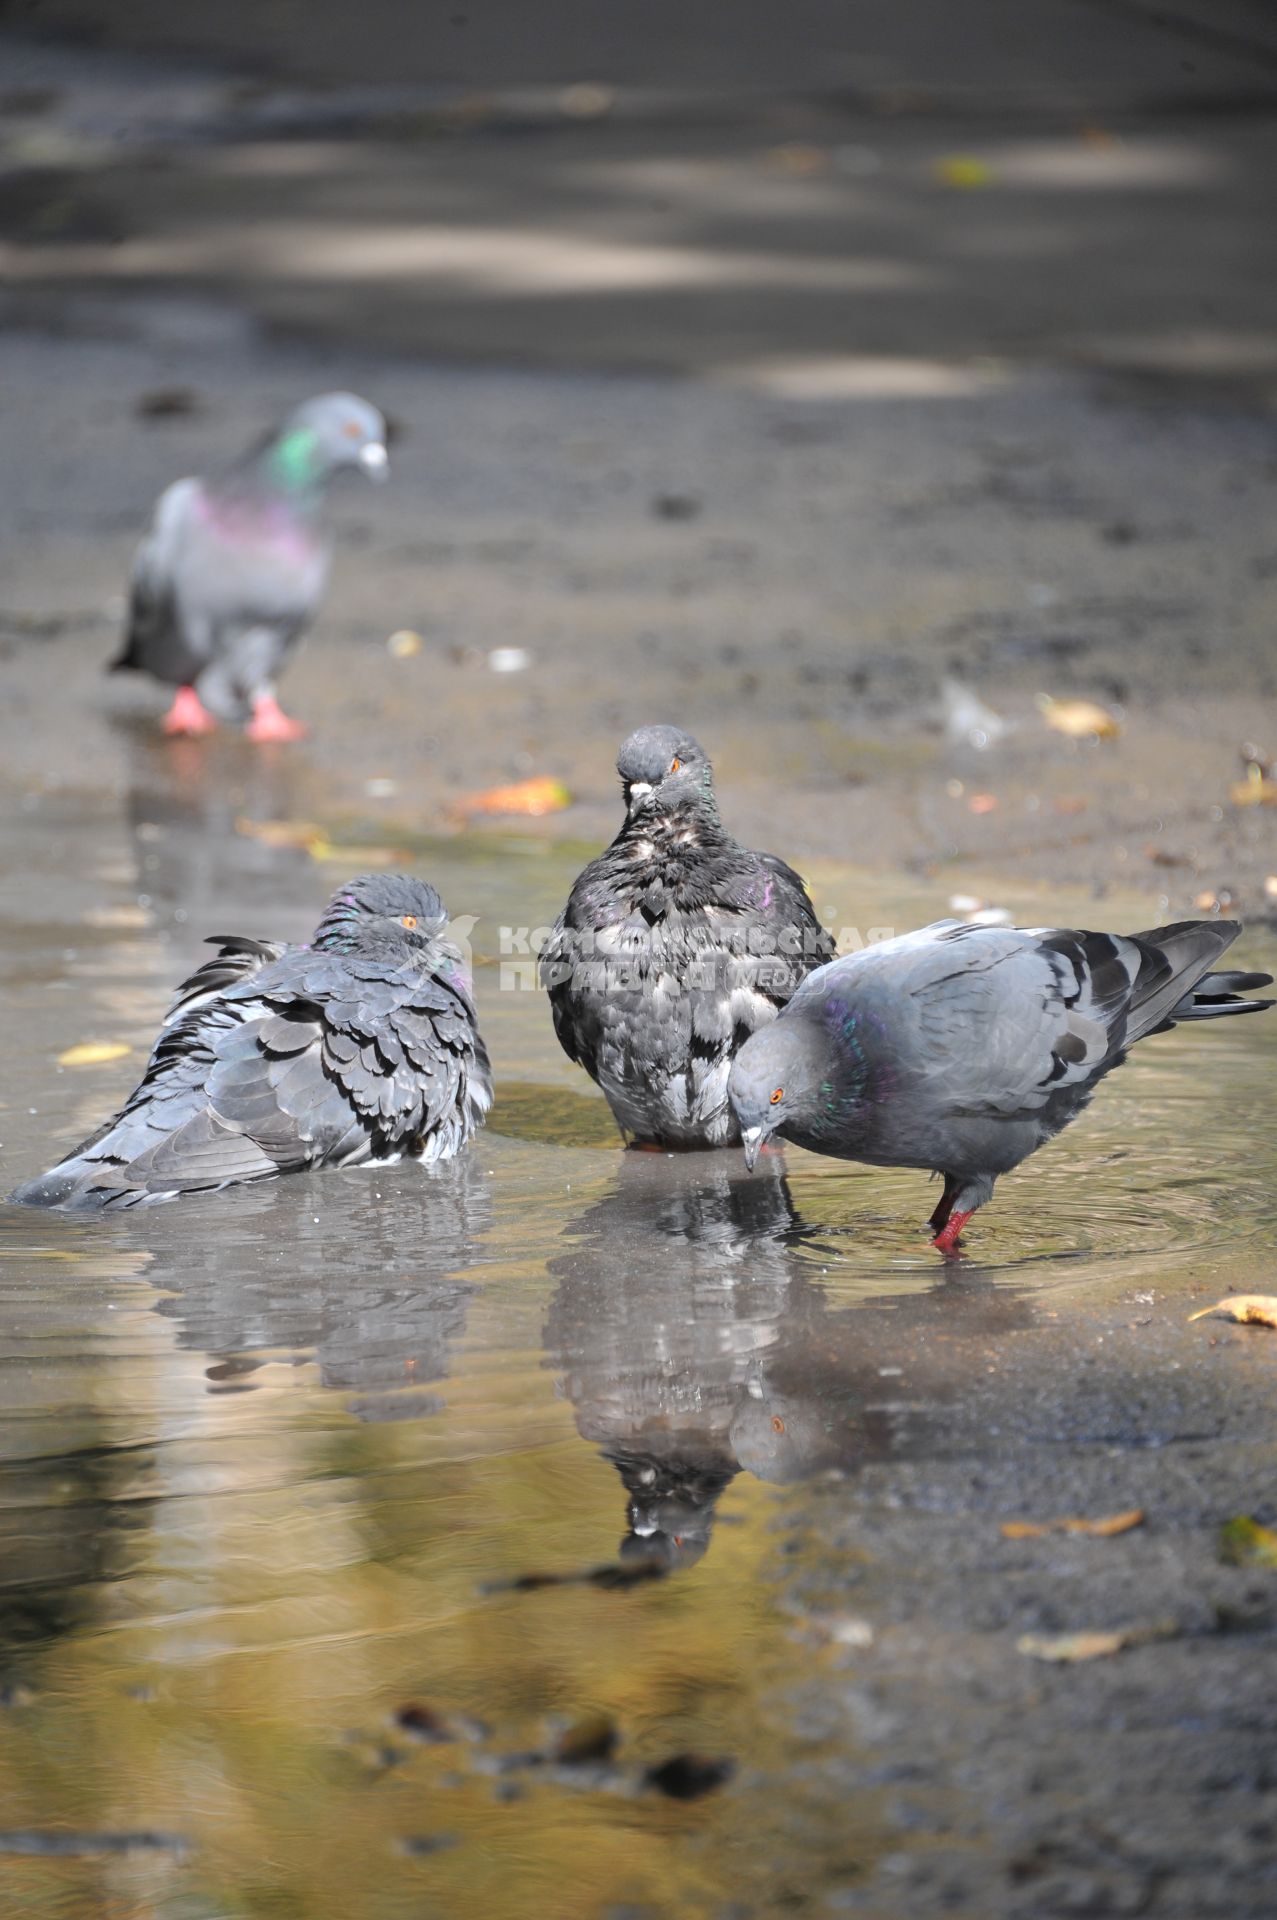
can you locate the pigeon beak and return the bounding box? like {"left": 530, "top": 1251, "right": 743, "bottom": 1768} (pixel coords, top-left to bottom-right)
{"left": 626, "top": 780, "right": 653, "bottom": 813}
{"left": 358, "top": 442, "right": 390, "bottom": 482}
{"left": 741, "top": 1125, "right": 765, "bottom": 1172}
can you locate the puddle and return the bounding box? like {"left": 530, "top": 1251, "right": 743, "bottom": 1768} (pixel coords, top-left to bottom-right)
{"left": 1, "top": 764, "right": 1275, "bottom": 1918}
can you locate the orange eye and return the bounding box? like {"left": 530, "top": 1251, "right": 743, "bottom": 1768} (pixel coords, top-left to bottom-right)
{"left": 401, "top": 914, "right": 418, "bottom": 929}
{"left": 771, "top": 1415, "right": 786, "bottom": 1434}
{"left": 343, "top": 419, "right": 364, "bottom": 440}
{"left": 769, "top": 1087, "right": 784, "bottom": 1106}
{"left": 669, "top": 756, "right": 681, "bottom": 772}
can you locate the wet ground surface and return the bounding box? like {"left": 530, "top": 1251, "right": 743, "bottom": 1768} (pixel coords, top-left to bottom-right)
{"left": 1, "top": 763, "right": 1276, "bottom": 1919}
{"left": 3, "top": 319, "right": 1277, "bottom": 917}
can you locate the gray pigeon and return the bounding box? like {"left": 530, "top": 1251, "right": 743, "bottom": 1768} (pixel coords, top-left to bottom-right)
{"left": 728, "top": 918, "right": 1273, "bottom": 1251}
{"left": 112, "top": 392, "right": 388, "bottom": 740}
{"left": 11, "top": 874, "right": 490, "bottom": 1210}
{"left": 540, "top": 725, "right": 834, "bottom": 1148}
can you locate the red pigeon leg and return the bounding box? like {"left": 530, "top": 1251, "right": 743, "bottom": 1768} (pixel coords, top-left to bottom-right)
{"left": 245, "top": 693, "right": 307, "bottom": 743}
{"left": 932, "top": 1208, "right": 973, "bottom": 1256}
{"left": 162, "top": 685, "right": 218, "bottom": 735}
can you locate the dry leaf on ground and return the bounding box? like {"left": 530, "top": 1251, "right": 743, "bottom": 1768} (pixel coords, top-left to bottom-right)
{"left": 454, "top": 777, "right": 571, "bottom": 818}
{"left": 1036, "top": 693, "right": 1122, "bottom": 739}
{"left": 1001, "top": 1508, "right": 1144, "bottom": 1540}
{"left": 1188, "top": 1296, "right": 1277, "bottom": 1329}
{"left": 57, "top": 1041, "right": 133, "bottom": 1068}
{"left": 935, "top": 154, "right": 994, "bottom": 189}
{"left": 1219, "top": 1516, "right": 1277, "bottom": 1568}
{"left": 234, "top": 818, "right": 405, "bottom": 866}
{"left": 234, "top": 817, "right": 326, "bottom": 849}
{"left": 1017, "top": 1620, "right": 1177, "bottom": 1663}
{"left": 1230, "top": 763, "right": 1277, "bottom": 807}
{"left": 307, "top": 841, "right": 404, "bottom": 866}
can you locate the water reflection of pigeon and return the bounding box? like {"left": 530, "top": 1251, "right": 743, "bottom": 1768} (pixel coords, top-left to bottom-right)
{"left": 112, "top": 392, "right": 388, "bottom": 740}
{"left": 544, "top": 1155, "right": 820, "bottom": 1569}
{"left": 546, "top": 1155, "right": 1039, "bottom": 1568}
{"left": 11, "top": 874, "right": 491, "bottom": 1211}
{"left": 541, "top": 726, "right": 834, "bottom": 1148}
{"left": 152, "top": 1158, "right": 493, "bottom": 1422}
{"left": 731, "top": 918, "right": 1274, "bottom": 1252}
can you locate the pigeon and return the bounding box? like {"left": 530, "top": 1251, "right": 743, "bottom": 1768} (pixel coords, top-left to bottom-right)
{"left": 112, "top": 392, "right": 388, "bottom": 741}
{"left": 728, "top": 917, "right": 1273, "bottom": 1252}
{"left": 11, "top": 874, "right": 491, "bottom": 1210}
{"left": 540, "top": 725, "right": 835, "bottom": 1148}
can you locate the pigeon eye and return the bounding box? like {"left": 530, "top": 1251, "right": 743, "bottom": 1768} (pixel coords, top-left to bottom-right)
{"left": 769, "top": 1087, "right": 784, "bottom": 1105}
{"left": 400, "top": 914, "right": 418, "bottom": 929}
{"left": 343, "top": 419, "right": 364, "bottom": 440}
{"left": 771, "top": 1415, "right": 786, "bottom": 1434}
{"left": 669, "top": 756, "right": 681, "bottom": 772}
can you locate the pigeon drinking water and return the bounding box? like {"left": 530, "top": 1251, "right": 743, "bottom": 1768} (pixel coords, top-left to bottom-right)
{"left": 11, "top": 874, "right": 490, "bottom": 1210}
{"left": 541, "top": 725, "right": 834, "bottom": 1148}
{"left": 728, "top": 918, "right": 1273, "bottom": 1251}
{"left": 112, "top": 392, "right": 388, "bottom": 741}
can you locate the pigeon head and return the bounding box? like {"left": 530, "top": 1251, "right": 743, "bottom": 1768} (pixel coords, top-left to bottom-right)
{"left": 616, "top": 724, "right": 714, "bottom": 819}
{"left": 612, "top": 1448, "right": 735, "bottom": 1572}
{"left": 267, "top": 392, "right": 389, "bottom": 493}
{"left": 311, "top": 873, "right": 451, "bottom": 954}
{"left": 729, "top": 1014, "right": 829, "bottom": 1170}
{"left": 729, "top": 1392, "right": 846, "bottom": 1484}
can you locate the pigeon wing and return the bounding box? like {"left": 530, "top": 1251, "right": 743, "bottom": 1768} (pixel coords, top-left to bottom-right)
{"left": 318, "top": 957, "right": 490, "bottom": 1163}
{"left": 112, "top": 477, "right": 205, "bottom": 681}
{"left": 164, "top": 935, "right": 290, "bottom": 1024}
{"left": 735, "top": 847, "right": 837, "bottom": 990}
{"left": 542, "top": 879, "right": 606, "bottom": 1074}
{"left": 903, "top": 922, "right": 1199, "bottom": 1120}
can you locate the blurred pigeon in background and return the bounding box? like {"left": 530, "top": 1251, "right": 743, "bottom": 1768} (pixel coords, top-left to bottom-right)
{"left": 11, "top": 873, "right": 490, "bottom": 1210}
{"left": 112, "top": 391, "right": 388, "bottom": 740}
{"left": 541, "top": 724, "right": 835, "bottom": 1148}
{"left": 729, "top": 917, "right": 1273, "bottom": 1251}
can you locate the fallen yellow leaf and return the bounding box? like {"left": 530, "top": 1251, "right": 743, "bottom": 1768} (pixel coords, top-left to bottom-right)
{"left": 57, "top": 1041, "right": 133, "bottom": 1068}
{"left": 766, "top": 143, "right": 828, "bottom": 175}
{"left": 455, "top": 777, "right": 572, "bottom": 818}
{"left": 1188, "top": 1295, "right": 1277, "bottom": 1329}
{"left": 1017, "top": 1620, "right": 1177, "bottom": 1663}
{"left": 1018, "top": 1630, "right": 1127, "bottom": 1663}
{"left": 307, "top": 841, "right": 404, "bottom": 866}
{"left": 1219, "top": 1516, "right": 1277, "bottom": 1568}
{"left": 936, "top": 154, "right": 994, "bottom": 189}
{"left": 1230, "top": 763, "right": 1277, "bottom": 808}
{"left": 1001, "top": 1508, "right": 1144, "bottom": 1540}
{"left": 1036, "top": 694, "right": 1122, "bottom": 739}
{"left": 234, "top": 817, "right": 326, "bottom": 849}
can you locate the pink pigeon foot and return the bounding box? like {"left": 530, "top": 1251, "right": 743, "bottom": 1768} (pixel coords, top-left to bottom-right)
{"left": 162, "top": 685, "right": 218, "bottom": 736}
{"left": 931, "top": 1208, "right": 973, "bottom": 1257}
{"left": 245, "top": 694, "right": 306, "bottom": 743}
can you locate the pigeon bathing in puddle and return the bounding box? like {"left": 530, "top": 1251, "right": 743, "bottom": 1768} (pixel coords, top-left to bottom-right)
{"left": 112, "top": 392, "right": 388, "bottom": 741}
{"left": 541, "top": 725, "right": 834, "bottom": 1148}
{"left": 11, "top": 874, "right": 490, "bottom": 1211}
{"left": 728, "top": 917, "right": 1273, "bottom": 1252}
